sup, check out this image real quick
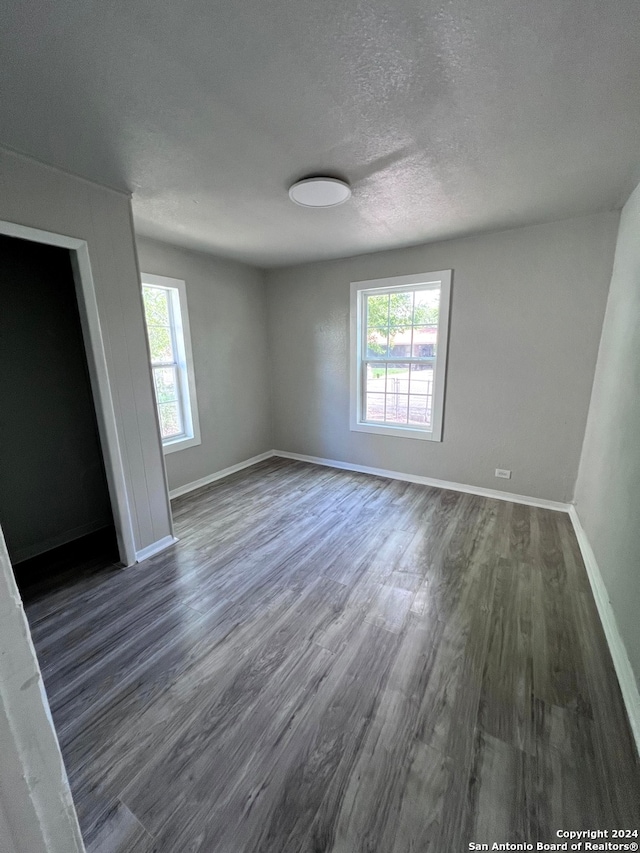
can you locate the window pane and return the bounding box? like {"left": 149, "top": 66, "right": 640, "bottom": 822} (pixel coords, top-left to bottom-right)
{"left": 384, "top": 394, "right": 409, "bottom": 423}
{"left": 388, "top": 291, "right": 413, "bottom": 326}
{"left": 412, "top": 325, "right": 438, "bottom": 358}
{"left": 413, "top": 288, "right": 440, "bottom": 325}
{"left": 366, "top": 294, "right": 390, "bottom": 330}
{"left": 154, "top": 366, "right": 179, "bottom": 404}
{"left": 365, "top": 393, "right": 385, "bottom": 421}
{"left": 409, "top": 363, "right": 434, "bottom": 396}
{"left": 408, "top": 363, "right": 434, "bottom": 427}
{"left": 385, "top": 363, "right": 410, "bottom": 394}
{"left": 409, "top": 395, "right": 433, "bottom": 427}
{"left": 143, "top": 286, "right": 170, "bottom": 326}
{"left": 389, "top": 327, "right": 412, "bottom": 358}
{"left": 366, "top": 328, "right": 389, "bottom": 359}
{"left": 147, "top": 325, "right": 174, "bottom": 364}
{"left": 367, "top": 362, "right": 386, "bottom": 389}
{"left": 158, "top": 401, "right": 183, "bottom": 438}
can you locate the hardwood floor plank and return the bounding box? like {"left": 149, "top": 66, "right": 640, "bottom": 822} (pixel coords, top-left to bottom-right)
{"left": 118, "top": 576, "right": 351, "bottom": 839}
{"left": 530, "top": 509, "right": 592, "bottom": 715}
{"left": 48, "top": 602, "right": 203, "bottom": 730}
{"left": 479, "top": 557, "right": 534, "bottom": 754}
{"left": 531, "top": 698, "right": 609, "bottom": 830}
{"left": 83, "top": 799, "right": 153, "bottom": 853}
{"left": 202, "top": 621, "right": 405, "bottom": 853}
{"left": 387, "top": 741, "right": 451, "bottom": 853}
{"left": 468, "top": 729, "right": 534, "bottom": 846}
{"left": 329, "top": 613, "right": 447, "bottom": 852}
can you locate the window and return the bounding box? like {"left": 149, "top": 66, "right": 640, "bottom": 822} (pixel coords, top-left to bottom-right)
{"left": 350, "top": 271, "right": 451, "bottom": 441}
{"left": 141, "top": 273, "right": 201, "bottom": 453}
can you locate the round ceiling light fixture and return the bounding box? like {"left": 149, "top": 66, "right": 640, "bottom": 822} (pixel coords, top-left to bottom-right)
{"left": 288, "top": 177, "right": 352, "bottom": 208}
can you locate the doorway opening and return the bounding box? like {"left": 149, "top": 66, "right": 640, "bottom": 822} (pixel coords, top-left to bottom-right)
{"left": 0, "top": 222, "right": 136, "bottom": 575}
{"left": 0, "top": 234, "right": 117, "bottom": 589}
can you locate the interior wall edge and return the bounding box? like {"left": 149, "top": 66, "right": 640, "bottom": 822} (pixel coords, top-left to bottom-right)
{"left": 0, "top": 143, "right": 132, "bottom": 199}
{"left": 0, "top": 530, "right": 85, "bottom": 853}
{"left": 263, "top": 208, "right": 620, "bottom": 275}
{"left": 168, "top": 451, "right": 276, "bottom": 499}
{"left": 273, "top": 450, "right": 571, "bottom": 511}
{"left": 169, "top": 447, "right": 571, "bottom": 509}
{"left": 134, "top": 234, "right": 273, "bottom": 495}
{"left": 572, "top": 179, "right": 640, "bottom": 746}
{"left": 261, "top": 267, "right": 277, "bottom": 452}
{"left": 568, "top": 506, "right": 640, "bottom": 756}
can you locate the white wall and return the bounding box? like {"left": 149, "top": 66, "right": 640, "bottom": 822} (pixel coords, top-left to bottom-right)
{"left": 0, "top": 528, "right": 84, "bottom": 853}
{"left": 266, "top": 212, "right": 619, "bottom": 502}
{"left": 0, "top": 148, "right": 173, "bottom": 554}
{"left": 0, "top": 797, "right": 19, "bottom": 853}
{"left": 574, "top": 182, "right": 640, "bottom": 690}
{"left": 136, "top": 237, "right": 273, "bottom": 492}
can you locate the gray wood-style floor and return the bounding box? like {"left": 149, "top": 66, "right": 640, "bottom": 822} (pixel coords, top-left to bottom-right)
{"left": 21, "top": 458, "right": 640, "bottom": 852}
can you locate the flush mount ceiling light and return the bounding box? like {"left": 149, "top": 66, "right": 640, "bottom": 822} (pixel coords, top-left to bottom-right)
{"left": 288, "top": 177, "right": 352, "bottom": 208}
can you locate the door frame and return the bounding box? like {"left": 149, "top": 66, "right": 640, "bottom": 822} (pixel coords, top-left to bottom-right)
{"left": 0, "top": 219, "right": 137, "bottom": 567}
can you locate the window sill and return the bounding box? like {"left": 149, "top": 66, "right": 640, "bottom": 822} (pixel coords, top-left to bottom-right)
{"left": 162, "top": 434, "right": 201, "bottom": 454}
{"left": 351, "top": 421, "right": 442, "bottom": 442}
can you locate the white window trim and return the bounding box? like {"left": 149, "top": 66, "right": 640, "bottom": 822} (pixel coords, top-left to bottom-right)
{"left": 350, "top": 270, "right": 452, "bottom": 442}
{"left": 141, "top": 273, "right": 201, "bottom": 454}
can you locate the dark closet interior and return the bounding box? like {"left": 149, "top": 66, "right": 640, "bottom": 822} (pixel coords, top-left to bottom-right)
{"left": 0, "top": 234, "right": 118, "bottom": 589}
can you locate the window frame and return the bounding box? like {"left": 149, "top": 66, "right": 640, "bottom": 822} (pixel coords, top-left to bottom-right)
{"left": 141, "top": 273, "right": 201, "bottom": 454}
{"left": 350, "top": 270, "right": 452, "bottom": 442}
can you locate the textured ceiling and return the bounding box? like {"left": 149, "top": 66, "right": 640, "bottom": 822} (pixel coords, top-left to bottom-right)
{"left": 2, "top": 0, "right": 640, "bottom": 267}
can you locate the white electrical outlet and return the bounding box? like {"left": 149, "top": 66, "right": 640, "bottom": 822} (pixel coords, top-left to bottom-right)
{"left": 495, "top": 468, "right": 511, "bottom": 479}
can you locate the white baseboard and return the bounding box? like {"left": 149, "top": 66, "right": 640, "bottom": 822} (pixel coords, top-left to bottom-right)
{"left": 135, "top": 535, "right": 179, "bottom": 563}
{"left": 273, "top": 450, "right": 571, "bottom": 512}
{"left": 568, "top": 506, "right": 640, "bottom": 756}
{"left": 168, "top": 451, "right": 275, "bottom": 499}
